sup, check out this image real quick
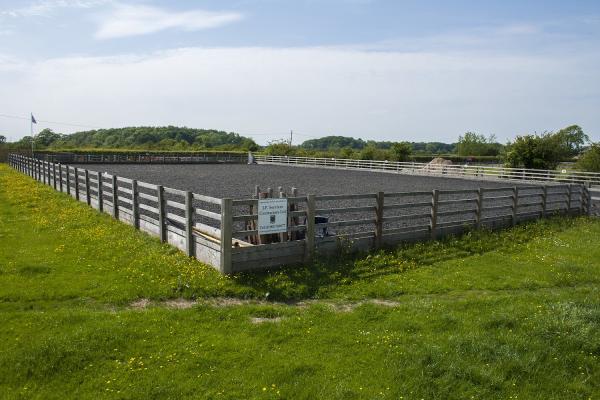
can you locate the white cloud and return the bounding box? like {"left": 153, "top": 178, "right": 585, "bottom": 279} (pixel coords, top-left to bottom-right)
{"left": 1, "top": 45, "right": 598, "bottom": 143}
{"left": 94, "top": 4, "right": 243, "bottom": 39}
{"left": 0, "top": 0, "right": 111, "bottom": 18}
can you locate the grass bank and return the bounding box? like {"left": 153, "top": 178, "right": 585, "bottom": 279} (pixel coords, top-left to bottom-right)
{"left": 1, "top": 164, "right": 599, "bottom": 399}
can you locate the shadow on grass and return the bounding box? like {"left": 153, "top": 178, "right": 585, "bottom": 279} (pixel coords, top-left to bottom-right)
{"left": 230, "top": 216, "right": 581, "bottom": 301}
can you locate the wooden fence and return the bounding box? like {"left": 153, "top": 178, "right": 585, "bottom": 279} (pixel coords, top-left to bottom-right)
{"left": 257, "top": 155, "right": 600, "bottom": 186}
{"left": 8, "top": 154, "right": 598, "bottom": 274}
{"left": 35, "top": 151, "right": 247, "bottom": 164}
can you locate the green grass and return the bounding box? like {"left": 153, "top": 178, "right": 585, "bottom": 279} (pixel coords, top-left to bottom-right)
{"left": 1, "top": 164, "right": 599, "bottom": 399}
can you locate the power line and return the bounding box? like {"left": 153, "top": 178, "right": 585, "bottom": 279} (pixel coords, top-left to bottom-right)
{"left": 0, "top": 113, "right": 101, "bottom": 130}
{"left": 0, "top": 113, "right": 330, "bottom": 142}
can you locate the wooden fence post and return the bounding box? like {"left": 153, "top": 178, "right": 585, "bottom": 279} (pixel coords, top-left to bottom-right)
{"left": 290, "top": 187, "right": 298, "bottom": 240}
{"left": 476, "top": 188, "right": 483, "bottom": 229}
{"left": 132, "top": 180, "right": 140, "bottom": 229}
{"left": 185, "top": 191, "right": 194, "bottom": 257}
{"left": 111, "top": 175, "right": 118, "bottom": 220}
{"left": 430, "top": 189, "right": 439, "bottom": 240}
{"left": 74, "top": 168, "right": 80, "bottom": 201}
{"left": 97, "top": 172, "right": 104, "bottom": 212}
{"left": 220, "top": 198, "right": 233, "bottom": 274}
{"left": 542, "top": 185, "right": 547, "bottom": 217}
{"left": 66, "top": 167, "right": 70, "bottom": 195}
{"left": 84, "top": 169, "right": 91, "bottom": 205}
{"left": 52, "top": 163, "right": 57, "bottom": 189}
{"left": 58, "top": 164, "right": 63, "bottom": 192}
{"left": 567, "top": 184, "right": 572, "bottom": 214}
{"left": 579, "top": 184, "right": 585, "bottom": 214}
{"left": 512, "top": 186, "right": 518, "bottom": 226}
{"left": 278, "top": 187, "right": 288, "bottom": 243}
{"left": 157, "top": 185, "right": 167, "bottom": 243}
{"left": 586, "top": 184, "right": 593, "bottom": 217}
{"left": 375, "top": 191, "right": 384, "bottom": 248}
{"left": 305, "top": 194, "right": 316, "bottom": 263}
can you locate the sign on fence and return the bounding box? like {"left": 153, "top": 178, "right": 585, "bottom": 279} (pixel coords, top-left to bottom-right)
{"left": 258, "top": 198, "right": 288, "bottom": 234}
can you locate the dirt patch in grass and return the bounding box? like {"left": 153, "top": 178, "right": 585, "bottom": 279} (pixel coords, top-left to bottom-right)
{"left": 165, "top": 299, "right": 196, "bottom": 309}
{"left": 130, "top": 298, "right": 151, "bottom": 309}
{"left": 250, "top": 317, "right": 283, "bottom": 324}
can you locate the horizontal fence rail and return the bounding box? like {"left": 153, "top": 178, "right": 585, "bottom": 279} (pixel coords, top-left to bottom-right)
{"left": 35, "top": 151, "right": 248, "bottom": 165}
{"left": 256, "top": 155, "right": 600, "bottom": 186}
{"left": 8, "top": 153, "right": 599, "bottom": 275}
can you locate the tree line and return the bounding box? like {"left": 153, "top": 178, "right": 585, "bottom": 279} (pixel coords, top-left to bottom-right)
{"left": 1, "top": 124, "right": 599, "bottom": 171}
{"left": 4, "top": 126, "right": 260, "bottom": 152}
{"left": 264, "top": 124, "right": 599, "bottom": 171}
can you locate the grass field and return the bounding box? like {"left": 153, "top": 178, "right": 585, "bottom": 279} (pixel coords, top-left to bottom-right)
{"left": 1, "top": 164, "right": 600, "bottom": 399}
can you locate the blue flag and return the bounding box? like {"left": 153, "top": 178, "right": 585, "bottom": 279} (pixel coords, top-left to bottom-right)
{"left": 31, "top": 114, "right": 37, "bottom": 124}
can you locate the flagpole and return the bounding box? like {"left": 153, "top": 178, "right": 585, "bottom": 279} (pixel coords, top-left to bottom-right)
{"left": 30, "top": 112, "right": 34, "bottom": 156}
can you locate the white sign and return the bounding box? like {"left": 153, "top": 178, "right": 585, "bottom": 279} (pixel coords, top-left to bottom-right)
{"left": 258, "top": 198, "right": 288, "bottom": 234}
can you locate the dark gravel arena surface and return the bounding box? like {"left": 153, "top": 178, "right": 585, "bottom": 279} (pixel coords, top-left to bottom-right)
{"left": 75, "top": 163, "right": 520, "bottom": 198}
{"left": 73, "top": 163, "right": 576, "bottom": 235}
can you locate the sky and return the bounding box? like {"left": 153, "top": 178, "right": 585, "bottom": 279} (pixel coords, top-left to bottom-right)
{"left": 0, "top": 0, "right": 599, "bottom": 145}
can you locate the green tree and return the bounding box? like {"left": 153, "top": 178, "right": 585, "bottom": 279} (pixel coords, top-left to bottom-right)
{"left": 576, "top": 143, "right": 600, "bottom": 172}
{"left": 35, "top": 128, "right": 63, "bottom": 147}
{"left": 0, "top": 135, "right": 6, "bottom": 144}
{"left": 390, "top": 142, "right": 412, "bottom": 161}
{"left": 265, "top": 140, "right": 295, "bottom": 156}
{"left": 555, "top": 125, "right": 589, "bottom": 157}
{"left": 505, "top": 133, "right": 567, "bottom": 169}
{"left": 457, "top": 132, "right": 502, "bottom": 156}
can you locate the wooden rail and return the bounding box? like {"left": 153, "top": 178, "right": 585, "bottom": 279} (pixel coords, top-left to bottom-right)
{"left": 257, "top": 155, "right": 600, "bottom": 186}
{"left": 36, "top": 151, "right": 247, "bottom": 165}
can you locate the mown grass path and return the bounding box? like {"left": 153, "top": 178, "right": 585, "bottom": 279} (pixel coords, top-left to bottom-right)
{"left": 1, "top": 164, "right": 599, "bottom": 399}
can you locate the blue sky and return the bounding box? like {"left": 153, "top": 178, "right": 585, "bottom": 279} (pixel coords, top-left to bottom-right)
{"left": 1, "top": 0, "right": 599, "bottom": 144}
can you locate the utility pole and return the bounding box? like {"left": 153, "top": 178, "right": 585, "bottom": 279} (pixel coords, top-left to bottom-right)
{"left": 289, "top": 130, "right": 293, "bottom": 146}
